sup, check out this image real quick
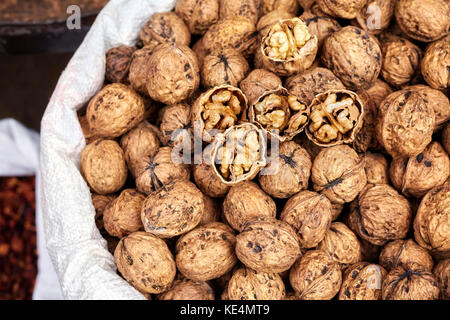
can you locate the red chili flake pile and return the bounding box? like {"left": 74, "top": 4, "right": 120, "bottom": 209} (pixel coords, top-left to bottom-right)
{"left": 0, "top": 177, "right": 37, "bottom": 300}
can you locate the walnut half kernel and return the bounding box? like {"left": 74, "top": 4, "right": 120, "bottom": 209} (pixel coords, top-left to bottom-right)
{"left": 306, "top": 90, "right": 364, "bottom": 147}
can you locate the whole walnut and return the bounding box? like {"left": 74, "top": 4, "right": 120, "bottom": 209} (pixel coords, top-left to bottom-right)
{"left": 146, "top": 43, "right": 200, "bottom": 105}
{"left": 259, "top": 141, "right": 312, "bottom": 199}
{"left": 389, "top": 142, "right": 450, "bottom": 198}
{"left": 300, "top": 7, "right": 341, "bottom": 48}
{"left": 240, "top": 69, "right": 282, "bottom": 106}
{"left": 120, "top": 121, "right": 160, "bottom": 178}
{"left": 201, "top": 49, "right": 250, "bottom": 88}
{"left": 159, "top": 104, "right": 192, "bottom": 149}
{"left": 103, "top": 189, "right": 145, "bottom": 238}
{"left": 223, "top": 181, "right": 276, "bottom": 232}
{"left": 421, "top": 35, "right": 450, "bottom": 90}
{"left": 175, "top": 0, "right": 219, "bottom": 35}
{"left": 311, "top": 145, "right": 367, "bottom": 204}
{"left": 200, "top": 194, "right": 221, "bottom": 226}
{"left": 356, "top": 0, "right": 395, "bottom": 34}
{"left": 349, "top": 184, "right": 412, "bottom": 246}
{"left": 382, "top": 265, "right": 440, "bottom": 300}
{"left": 219, "top": 0, "right": 262, "bottom": 24}
{"left": 227, "top": 267, "right": 286, "bottom": 300}
{"left": 261, "top": 0, "right": 299, "bottom": 14}
{"left": 363, "top": 152, "right": 389, "bottom": 185}
{"left": 317, "top": 0, "right": 367, "bottom": 19}
{"left": 141, "top": 180, "right": 204, "bottom": 238}
{"left": 280, "top": 191, "right": 332, "bottom": 249}
{"left": 257, "top": 10, "right": 295, "bottom": 42}
{"left": 365, "top": 78, "right": 392, "bottom": 108}
{"left": 235, "top": 218, "right": 301, "bottom": 273}
{"left": 139, "top": 12, "right": 191, "bottom": 47}
{"left": 92, "top": 193, "right": 116, "bottom": 231}
{"left": 395, "top": 0, "right": 450, "bottom": 42}
{"left": 339, "top": 262, "right": 387, "bottom": 300}
{"left": 114, "top": 232, "right": 176, "bottom": 294}
{"left": 379, "top": 239, "right": 434, "bottom": 272}
{"left": 286, "top": 67, "right": 345, "bottom": 108}
{"left": 414, "top": 183, "right": 450, "bottom": 256}
{"left": 86, "top": 84, "right": 145, "bottom": 139}
{"left": 380, "top": 37, "right": 422, "bottom": 87}
{"left": 434, "top": 259, "right": 450, "bottom": 300}
{"left": 128, "top": 45, "right": 157, "bottom": 96}
{"left": 317, "top": 222, "right": 363, "bottom": 269}
{"left": 176, "top": 222, "right": 237, "bottom": 281}
{"left": 289, "top": 250, "right": 342, "bottom": 300}
{"left": 105, "top": 45, "right": 134, "bottom": 84}
{"left": 81, "top": 139, "right": 127, "bottom": 195}
{"left": 157, "top": 279, "right": 215, "bottom": 300}
{"left": 321, "top": 26, "right": 381, "bottom": 90}
{"left": 443, "top": 123, "right": 450, "bottom": 155}
{"left": 376, "top": 88, "right": 436, "bottom": 158}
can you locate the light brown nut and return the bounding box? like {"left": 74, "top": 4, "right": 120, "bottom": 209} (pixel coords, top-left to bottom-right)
{"left": 321, "top": 26, "right": 381, "bottom": 90}
{"left": 444, "top": 123, "right": 450, "bottom": 155}
{"left": 280, "top": 191, "right": 332, "bottom": 249}
{"left": 219, "top": 0, "right": 262, "bottom": 24}
{"left": 261, "top": 0, "right": 299, "bottom": 14}
{"left": 176, "top": 222, "right": 237, "bottom": 281}
{"left": 146, "top": 43, "right": 200, "bottom": 105}
{"left": 389, "top": 142, "right": 450, "bottom": 198}
{"left": 261, "top": 18, "right": 318, "bottom": 76}
{"left": 240, "top": 69, "right": 282, "bottom": 107}
{"left": 86, "top": 84, "right": 145, "bottom": 139}
{"left": 317, "top": 0, "right": 367, "bottom": 19}
{"left": 300, "top": 6, "right": 341, "bottom": 48}
{"left": 311, "top": 145, "right": 367, "bottom": 204}
{"left": 352, "top": 90, "right": 381, "bottom": 153}
{"left": 306, "top": 90, "right": 364, "bottom": 147}
{"left": 223, "top": 181, "right": 276, "bottom": 232}
{"left": 395, "top": 0, "right": 450, "bottom": 42}
{"left": 421, "top": 35, "right": 450, "bottom": 90}
{"left": 157, "top": 279, "right": 215, "bottom": 300}
{"left": 201, "top": 49, "right": 250, "bottom": 88}
{"left": 81, "top": 139, "right": 127, "bottom": 195}
{"left": 257, "top": 10, "right": 295, "bottom": 42}
{"left": 200, "top": 194, "right": 221, "bottom": 226}
{"left": 414, "top": 183, "right": 450, "bottom": 255}
{"left": 339, "top": 262, "right": 387, "bottom": 300}
{"left": 379, "top": 239, "right": 434, "bottom": 272}
{"left": 365, "top": 78, "right": 392, "bottom": 108}
{"left": 227, "top": 267, "right": 285, "bottom": 300}
{"left": 135, "top": 146, "right": 191, "bottom": 195}
{"left": 211, "top": 123, "right": 267, "bottom": 185}
{"left": 78, "top": 113, "right": 99, "bottom": 144}
{"left": 376, "top": 88, "right": 436, "bottom": 158}
{"left": 103, "top": 189, "right": 145, "bottom": 238}
{"left": 330, "top": 202, "right": 344, "bottom": 221}
{"left": 105, "top": 45, "right": 135, "bottom": 84}
{"left": 159, "top": 103, "right": 192, "bottom": 149}
{"left": 349, "top": 184, "right": 412, "bottom": 246}
{"left": 317, "top": 222, "right": 363, "bottom": 269}
{"left": 175, "top": 0, "right": 219, "bottom": 35}
{"left": 139, "top": 12, "right": 191, "bottom": 47}
{"left": 433, "top": 258, "right": 450, "bottom": 300}
{"left": 363, "top": 152, "right": 389, "bottom": 185}
{"left": 141, "top": 180, "right": 203, "bottom": 238}
{"left": 92, "top": 193, "right": 116, "bottom": 231}
{"left": 382, "top": 265, "right": 440, "bottom": 300}
{"left": 192, "top": 85, "right": 248, "bottom": 143}
{"left": 356, "top": 0, "right": 395, "bottom": 34}
{"left": 120, "top": 121, "right": 160, "bottom": 178}
{"left": 114, "top": 231, "right": 176, "bottom": 294}
{"left": 289, "top": 250, "right": 342, "bottom": 300}
{"left": 235, "top": 218, "right": 301, "bottom": 273}
{"left": 128, "top": 45, "right": 158, "bottom": 96}
{"left": 259, "top": 141, "right": 312, "bottom": 199}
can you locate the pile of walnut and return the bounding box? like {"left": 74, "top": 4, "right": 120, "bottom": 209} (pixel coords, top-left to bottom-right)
{"left": 78, "top": 0, "right": 450, "bottom": 300}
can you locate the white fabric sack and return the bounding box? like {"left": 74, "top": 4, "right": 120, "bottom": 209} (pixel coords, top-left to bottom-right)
{"left": 40, "top": 0, "right": 177, "bottom": 300}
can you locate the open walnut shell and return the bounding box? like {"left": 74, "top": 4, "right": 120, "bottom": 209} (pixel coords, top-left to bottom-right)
{"left": 306, "top": 89, "right": 364, "bottom": 147}
{"left": 339, "top": 262, "right": 387, "bottom": 300}
{"left": 248, "top": 87, "right": 310, "bottom": 141}
{"left": 257, "top": 10, "right": 295, "bottom": 42}
{"left": 261, "top": 18, "right": 318, "bottom": 76}
{"left": 379, "top": 239, "right": 434, "bottom": 272}
{"left": 211, "top": 123, "right": 267, "bottom": 185}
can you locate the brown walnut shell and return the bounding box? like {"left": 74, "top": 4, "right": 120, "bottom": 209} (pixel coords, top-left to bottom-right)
{"left": 92, "top": 193, "right": 115, "bottom": 232}
{"left": 352, "top": 90, "right": 379, "bottom": 152}
{"left": 114, "top": 231, "right": 176, "bottom": 294}
{"left": 128, "top": 45, "right": 157, "bottom": 96}
{"left": 200, "top": 194, "right": 221, "bottom": 226}
{"left": 421, "top": 35, "right": 450, "bottom": 90}
{"left": 81, "top": 139, "right": 127, "bottom": 195}
{"left": 240, "top": 69, "right": 282, "bottom": 107}
{"left": 141, "top": 180, "right": 204, "bottom": 238}
{"left": 298, "top": 0, "right": 316, "bottom": 10}
{"left": 317, "top": 0, "right": 367, "bottom": 19}
{"left": 280, "top": 190, "right": 332, "bottom": 249}
{"left": 227, "top": 267, "right": 286, "bottom": 300}
{"left": 300, "top": 7, "right": 341, "bottom": 48}
{"left": 176, "top": 222, "right": 237, "bottom": 281}
{"left": 175, "top": 0, "right": 219, "bottom": 35}
{"left": 311, "top": 145, "right": 367, "bottom": 204}
{"left": 379, "top": 239, "right": 434, "bottom": 272}
{"left": 157, "top": 279, "right": 215, "bottom": 300}
{"left": 140, "top": 12, "right": 191, "bottom": 47}
{"left": 349, "top": 184, "right": 412, "bottom": 246}
{"left": 261, "top": 0, "right": 299, "bottom": 14}
{"left": 159, "top": 103, "right": 192, "bottom": 149}
{"left": 86, "top": 84, "right": 145, "bottom": 139}
{"left": 444, "top": 123, "right": 450, "bottom": 155}
{"left": 356, "top": 0, "right": 395, "bottom": 34}
{"left": 389, "top": 142, "right": 449, "bottom": 198}
{"left": 223, "top": 181, "right": 276, "bottom": 232}
{"left": 259, "top": 141, "right": 312, "bottom": 199}
{"left": 321, "top": 26, "right": 381, "bottom": 90}
{"left": 219, "top": 0, "right": 262, "bottom": 24}
{"left": 365, "top": 78, "right": 392, "bottom": 108}
{"left": 236, "top": 218, "right": 301, "bottom": 273}
{"left": 363, "top": 152, "right": 389, "bottom": 185}
{"left": 289, "top": 250, "right": 342, "bottom": 300}
{"left": 146, "top": 43, "right": 200, "bottom": 105}
{"left": 330, "top": 202, "right": 344, "bottom": 221}
{"left": 105, "top": 45, "right": 134, "bottom": 84}
{"left": 433, "top": 258, "right": 450, "bottom": 300}
{"left": 339, "top": 262, "right": 387, "bottom": 300}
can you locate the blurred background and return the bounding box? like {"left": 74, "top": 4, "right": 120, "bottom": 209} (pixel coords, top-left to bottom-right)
{"left": 0, "top": 0, "right": 109, "bottom": 300}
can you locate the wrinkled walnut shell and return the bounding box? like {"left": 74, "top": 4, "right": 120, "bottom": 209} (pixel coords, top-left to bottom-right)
{"left": 261, "top": 0, "right": 299, "bottom": 14}
{"left": 356, "top": 0, "right": 395, "bottom": 34}
{"left": 92, "top": 193, "right": 116, "bottom": 231}
{"left": 128, "top": 45, "right": 157, "bottom": 96}
{"left": 219, "top": 0, "right": 262, "bottom": 24}
{"left": 317, "top": 0, "right": 368, "bottom": 19}
{"left": 140, "top": 12, "right": 191, "bottom": 47}
{"left": 240, "top": 69, "right": 282, "bottom": 107}
{"left": 365, "top": 78, "right": 393, "bottom": 108}
{"left": 175, "top": 0, "right": 219, "bottom": 35}
{"left": 339, "top": 262, "right": 387, "bottom": 300}
{"left": 421, "top": 35, "right": 450, "bottom": 90}
{"left": 300, "top": 7, "right": 341, "bottom": 48}
{"left": 200, "top": 194, "right": 221, "bottom": 226}
{"left": 363, "top": 152, "right": 389, "bottom": 185}
{"left": 105, "top": 45, "right": 134, "bottom": 84}
{"left": 257, "top": 10, "right": 295, "bottom": 42}
{"left": 433, "top": 259, "right": 450, "bottom": 300}
{"left": 159, "top": 103, "right": 192, "bottom": 149}
{"left": 157, "top": 279, "right": 215, "bottom": 300}
{"left": 379, "top": 239, "right": 434, "bottom": 272}
{"left": 444, "top": 123, "right": 450, "bottom": 155}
